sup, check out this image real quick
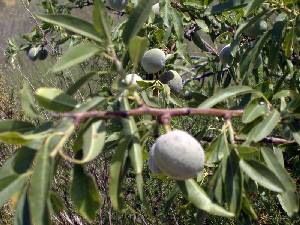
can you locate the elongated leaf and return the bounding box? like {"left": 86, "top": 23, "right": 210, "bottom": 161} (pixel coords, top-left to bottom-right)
{"left": 80, "top": 120, "right": 106, "bottom": 163}
{"left": 14, "top": 192, "right": 31, "bottom": 225}
{"left": 207, "top": 0, "right": 248, "bottom": 15}
{"left": 242, "top": 101, "right": 267, "bottom": 123}
{"left": 0, "top": 120, "right": 34, "bottom": 133}
{"left": 129, "top": 36, "right": 149, "bottom": 69}
{"left": 235, "top": 10, "right": 273, "bottom": 39}
{"left": 277, "top": 191, "right": 299, "bottom": 217}
{"left": 245, "top": 0, "right": 264, "bottom": 16}
{"left": 93, "top": 0, "right": 110, "bottom": 41}
{"left": 199, "top": 86, "right": 259, "bottom": 108}
{"left": 67, "top": 71, "right": 106, "bottom": 95}
{"left": 120, "top": 96, "right": 144, "bottom": 201}
{"left": 109, "top": 138, "right": 129, "bottom": 210}
{"left": 20, "top": 82, "right": 38, "bottom": 119}
{"left": 0, "top": 174, "right": 28, "bottom": 207}
{"left": 177, "top": 179, "right": 234, "bottom": 217}
{"left": 37, "top": 14, "right": 103, "bottom": 42}
{"left": 224, "top": 152, "right": 243, "bottom": 214}
{"left": 0, "top": 147, "right": 36, "bottom": 180}
{"left": 240, "top": 31, "right": 271, "bottom": 81}
{"left": 261, "top": 148, "right": 299, "bottom": 216}
{"left": 206, "top": 133, "right": 228, "bottom": 164}
{"left": 0, "top": 132, "right": 46, "bottom": 145}
{"left": 123, "top": 0, "right": 157, "bottom": 44}
{"left": 71, "top": 165, "right": 102, "bottom": 222}
{"left": 29, "top": 137, "right": 54, "bottom": 225}
{"left": 53, "top": 43, "right": 102, "bottom": 73}
{"left": 246, "top": 110, "right": 280, "bottom": 143}
{"left": 36, "top": 88, "right": 78, "bottom": 112}
{"left": 239, "top": 159, "right": 284, "bottom": 193}
{"left": 241, "top": 194, "right": 257, "bottom": 219}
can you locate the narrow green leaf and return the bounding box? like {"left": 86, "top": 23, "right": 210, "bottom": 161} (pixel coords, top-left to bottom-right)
{"left": 242, "top": 101, "right": 268, "bottom": 123}
{"left": 241, "top": 194, "right": 257, "bottom": 220}
{"left": 177, "top": 179, "right": 234, "bottom": 217}
{"left": 240, "top": 31, "right": 271, "bottom": 81}
{"left": 224, "top": 152, "right": 243, "bottom": 214}
{"left": 0, "top": 147, "right": 36, "bottom": 180}
{"left": 36, "top": 88, "right": 78, "bottom": 112}
{"left": 14, "top": 192, "right": 31, "bottom": 225}
{"left": 29, "top": 137, "right": 54, "bottom": 225}
{"left": 239, "top": 159, "right": 284, "bottom": 193}
{"left": 93, "top": 0, "right": 110, "bottom": 41}
{"left": 53, "top": 43, "right": 102, "bottom": 73}
{"left": 277, "top": 191, "right": 299, "bottom": 217}
{"left": 261, "top": 148, "right": 299, "bottom": 216}
{"left": 199, "top": 86, "right": 260, "bottom": 108}
{"left": 120, "top": 96, "right": 144, "bottom": 201}
{"left": 206, "top": 133, "right": 228, "bottom": 164}
{"left": 245, "top": 0, "right": 264, "bottom": 16}
{"left": 37, "top": 14, "right": 103, "bottom": 42}
{"left": 109, "top": 138, "right": 129, "bottom": 211}
{"left": 0, "top": 120, "right": 34, "bottom": 133}
{"left": 207, "top": 0, "right": 248, "bottom": 15}
{"left": 0, "top": 174, "right": 28, "bottom": 208}
{"left": 71, "top": 165, "right": 102, "bottom": 222}
{"left": 171, "top": 8, "right": 183, "bottom": 42}
{"left": 129, "top": 36, "right": 149, "bottom": 69}
{"left": 246, "top": 110, "right": 280, "bottom": 143}
{"left": 20, "top": 82, "right": 38, "bottom": 119}
{"left": 80, "top": 120, "right": 106, "bottom": 163}
{"left": 123, "top": 0, "right": 157, "bottom": 44}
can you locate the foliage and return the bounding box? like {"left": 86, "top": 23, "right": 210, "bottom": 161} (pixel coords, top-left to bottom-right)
{"left": 1, "top": 0, "right": 300, "bottom": 224}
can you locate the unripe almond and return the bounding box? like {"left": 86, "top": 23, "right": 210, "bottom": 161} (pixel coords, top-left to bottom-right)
{"left": 153, "top": 130, "right": 205, "bottom": 180}
{"left": 123, "top": 74, "right": 142, "bottom": 88}
{"left": 148, "top": 144, "right": 162, "bottom": 174}
{"left": 141, "top": 48, "right": 166, "bottom": 74}
{"left": 159, "top": 70, "right": 183, "bottom": 93}
{"left": 219, "top": 44, "right": 233, "bottom": 66}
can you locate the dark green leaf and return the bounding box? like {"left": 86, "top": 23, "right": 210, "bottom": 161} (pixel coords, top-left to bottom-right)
{"left": 53, "top": 43, "right": 102, "bottom": 73}
{"left": 29, "top": 137, "right": 54, "bottom": 225}
{"left": 0, "top": 120, "right": 34, "bottom": 133}
{"left": 245, "top": 0, "right": 264, "bottom": 16}
{"left": 93, "top": 0, "right": 110, "bottom": 41}
{"left": 71, "top": 165, "right": 102, "bottom": 222}
{"left": 177, "top": 179, "right": 234, "bottom": 217}
{"left": 242, "top": 101, "right": 268, "bottom": 123}
{"left": 206, "top": 133, "right": 228, "bottom": 164}
{"left": 129, "top": 36, "right": 149, "bottom": 69}
{"left": 14, "top": 192, "right": 31, "bottom": 225}
{"left": 80, "top": 120, "right": 106, "bottom": 163}
{"left": 199, "top": 86, "right": 261, "bottom": 108}
{"left": 36, "top": 88, "right": 78, "bottom": 112}
{"left": 37, "top": 14, "right": 103, "bottom": 42}
{"left": 224, "top": 152, "right": 243, "bottom": 214}
{"left": 20, "top": 82, "right": 38, "bottom": 119}
{"left": 0, "top": 175, "right": 28, "bottom": 208}
{"left": 246, "top": 110, "right": 280, "bottom": 143}
{"left": 239, "top": 159, "right": 284, "bottom": 192}
{"left": 123, "top": 0, "right": 157, "bottom": 44}
{"left": 109, "top": 138, "right": 129, "bottom": 210}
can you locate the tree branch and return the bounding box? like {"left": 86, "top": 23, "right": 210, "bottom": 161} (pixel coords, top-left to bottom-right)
{"left": 53, "top": 106, "right": 243, "bottom": 124}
